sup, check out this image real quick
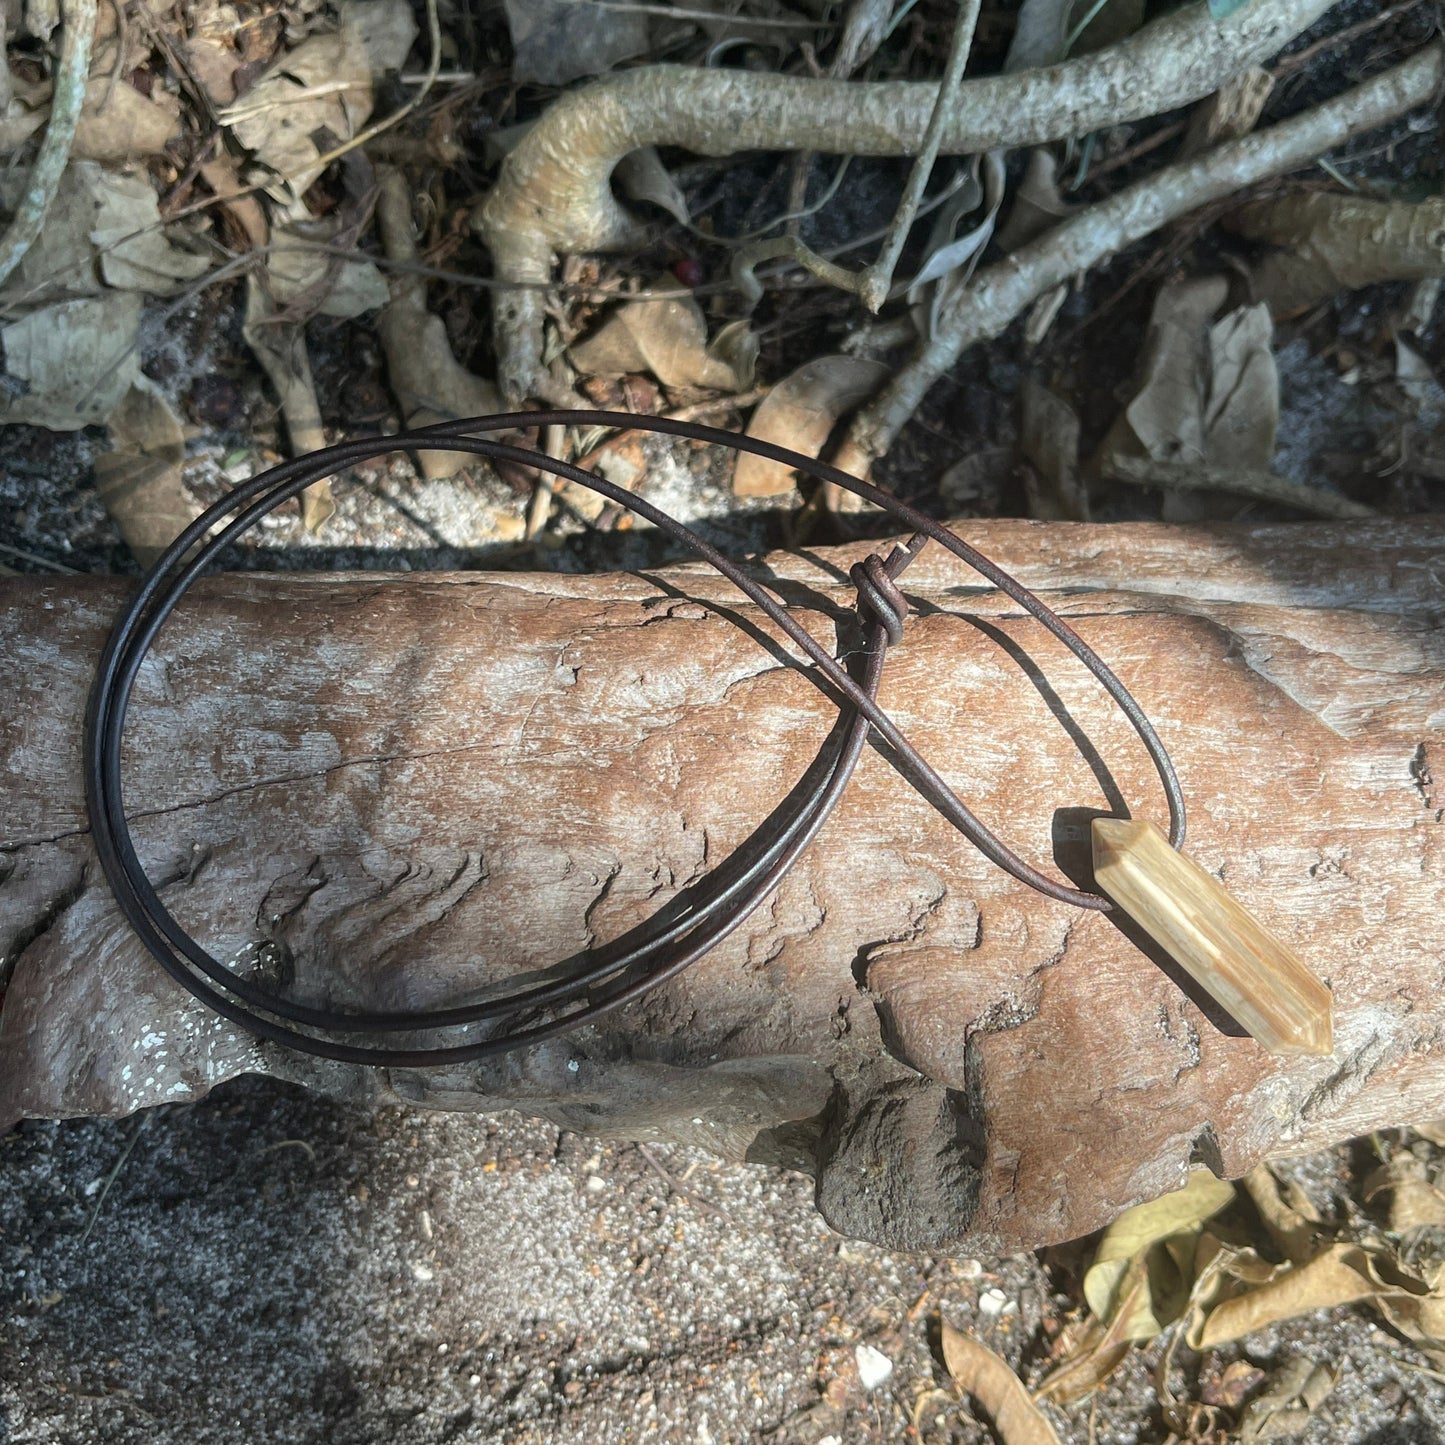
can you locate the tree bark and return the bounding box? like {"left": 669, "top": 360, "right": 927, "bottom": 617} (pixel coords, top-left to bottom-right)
{"left": 3, "top": 518, "right": 1442, "bottom": 1252}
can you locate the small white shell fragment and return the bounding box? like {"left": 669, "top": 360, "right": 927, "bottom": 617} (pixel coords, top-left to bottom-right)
{"left": 855, "top": 1343, "right": 894, "bottom": 1390}
{"left": 978, "top": 1287, "right": 1009, "bottom": 1319}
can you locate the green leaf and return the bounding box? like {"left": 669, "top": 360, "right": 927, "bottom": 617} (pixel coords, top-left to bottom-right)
{"left": 1208, "top": 0, "right": 1254, "bottom": 17}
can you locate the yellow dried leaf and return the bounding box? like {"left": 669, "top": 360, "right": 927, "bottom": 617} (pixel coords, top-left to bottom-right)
{"left": 570, "top": 284, "right": 754, "bottom": 394}
{"left": 1083, "top": 1168, "right": 1236, "bottom": 1341}
{"left": 1237, "top": 1358, "right": 1338, "bottom": 1443}
{"left": 1364, "top": 1156, "right": 1445, "bottom": 1234}
{"left": 1191, "top": 1241, "right": 1445, "bottom": 1352}
{"left": 940, "top": 1321, "right": 1061, "bottom": 1445}
{"left": 1241, "top": 1163, "right": 1328, "bottom": 1265}
{"left": 1035, "top": 1258, "right": 1145, "bottom": 1404}
{"left": 734, "top": 355, "right": 888, "bottom": 497}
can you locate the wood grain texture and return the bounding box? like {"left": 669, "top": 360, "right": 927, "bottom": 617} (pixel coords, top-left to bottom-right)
{"left": 2, "top": 518, "right": 1442, "bottom": 1252}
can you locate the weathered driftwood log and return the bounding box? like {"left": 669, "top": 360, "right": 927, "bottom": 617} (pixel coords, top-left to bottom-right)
{"left": 2, "top": 519, "right": 1442, "bottom": 1253}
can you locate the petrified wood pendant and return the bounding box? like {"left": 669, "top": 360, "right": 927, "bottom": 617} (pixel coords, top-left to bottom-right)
{"left": 1091, "top": 818, "right": 1333, "bottom": 1057}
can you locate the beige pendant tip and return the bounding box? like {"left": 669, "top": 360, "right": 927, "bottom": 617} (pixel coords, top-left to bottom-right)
{"left": 1091, "top": 817, "right": 1333, "bottom": 1058}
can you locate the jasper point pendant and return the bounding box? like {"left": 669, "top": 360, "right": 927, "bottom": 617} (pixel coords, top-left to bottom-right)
{"left": 1091, "top": 817, "right": 1334, "bottom": 1058}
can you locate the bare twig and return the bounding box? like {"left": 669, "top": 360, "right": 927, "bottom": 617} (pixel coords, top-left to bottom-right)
{"left": 730, "top": 235, "right": 869, "bottom": 309}
{"left": 78, "top": 1112, "right": 151, "bottom": 1245}
{"left": 564, "top": 0, "right": 828, "bottom": 27}
{"left": 860, "top": 0, "right": 983, "bottom": 312}
{"left": 832, "top": 42, "right": 1445, "bottom": 479}
{"left": 1101, "top": 454, "right": 1377, "bottom": 520}
{"left": 0, "top": 540, "right": 82, "bottom": 573}
{"left": 0, "top": 0, "right": 98, "bottom": 287}
{"left": 636, "top": 1144, "right": 733, "bottom": 1223}
{"left": 1273, "top": 0, "right": 1429, "bottom": 75}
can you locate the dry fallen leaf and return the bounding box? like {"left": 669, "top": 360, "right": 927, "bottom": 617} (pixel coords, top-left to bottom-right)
{"left": 1083, "top": 1168, "right": 1236, "bottom": 1343}
{"left": 1240, "top": 1162, "right": 1329, "bottom": 1266}
{"left": 1004, "top": 0, "right": 1142, "bottom": 70}
{"left": 1100, "top": 275, "right": 1281, "bottom": 520}
{"left": 1190, "top": 1239, "right": 1445, "bottom": 1359}
{"left": 1236, "top": 1357, "right": 1337, "bottom": 1442}
{"left": 267, "top": 219, "right": 390, "bottom": 319}
{"left": 1205, "top": 301, "right": 1278, "bottom": 468}
{"left": 73, "top": 78, "right": 181, "bottom": 161}
{"left": 1365, "top": 1154, "right": 1445, "bottom": 1238}
{"left": 570, "top": 285, "right": 756, "bottom": 394}
{"left": 502, "top": 0, "right": 647, "bottom": 85}
{"left": 614, "top": 148, "right": 690, "bottom": 228}
{"left": 349, "top": 0, "right": 419, "bottom": 74}
{"left": 94, "top": 382, "right": 197, "bottom": 568}
{"left": 0, "top": 292, "right": 143, "bottom": 429}
{"left": 1034, "top": 1258, "right": 1146, "bottom": 1405}
{"left": 1018, "top": 376, "right": 1088, "bottom": 521}
{"left": 996, "top": 149, "right": 1073, "bottom": 253}
{"left": 0, "top": 66, "right": 50, "bottom": 156}
{"left": 733, "top": 355, "right": 888, "bottom": 498}
{"left": 1118, "top": 275, "right": 1228, "bottom": 466}
{"left": 221, "top": 20, "right": 372, "bottom": 200}
{"left": 0, "top": 161, "right": 208, "bottom": 300}
{"left": 1395, "top": 337, "right": 1445, "bottom": 427}
{"left": 940, "top": 1320, "right": 1061, "bottom": 1445}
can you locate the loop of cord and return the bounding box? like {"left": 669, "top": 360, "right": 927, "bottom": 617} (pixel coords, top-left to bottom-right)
{"left": 85, "top": 411, "right": 1186, "bottom": 1065}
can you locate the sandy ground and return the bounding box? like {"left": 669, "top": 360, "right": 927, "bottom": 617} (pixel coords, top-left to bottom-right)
{"left": 4, "top": 1077, "right": 1445, "bottom": 1444}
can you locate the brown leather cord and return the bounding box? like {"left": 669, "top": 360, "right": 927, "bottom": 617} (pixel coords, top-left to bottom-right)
{"left": 85, "top": 411, "right": 1185, "bottom": 1065}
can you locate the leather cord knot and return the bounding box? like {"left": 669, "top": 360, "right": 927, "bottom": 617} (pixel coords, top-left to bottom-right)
{"left": 850, "top": 533, "right": 928, "bottom": 647}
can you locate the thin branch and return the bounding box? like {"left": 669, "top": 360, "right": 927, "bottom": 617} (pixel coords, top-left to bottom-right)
{"left": 1101, "top": 454, "right": 1377, "bottom": 520}
{"left": 1273, "top": 0, "right": 1428, "bottom": 75}
{"left": 859, "top": 0, "right": 983, "bottom": 312}
{"left": 0, "top": 0, "right": 98, "bottom": 287}
{"left": 730, "top": 234, "right": 869, "bottom": 309}
{"left": 559, "top": 0, "right": 829, "bottom": 27}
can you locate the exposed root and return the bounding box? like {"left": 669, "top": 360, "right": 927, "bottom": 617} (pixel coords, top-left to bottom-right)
{"left": 476, "top": 0, "right": 1338, "bottom": 401}
{"left": 832, "top": 42, "right": 1445, "bottom": 481}
{"left": 375, "top": 166, "right": 500, "bottom": 481}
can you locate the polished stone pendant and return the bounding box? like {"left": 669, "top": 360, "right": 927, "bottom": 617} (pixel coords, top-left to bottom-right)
{"left": 1091, "top": 818, "right": 1333, "bottom": 1057}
